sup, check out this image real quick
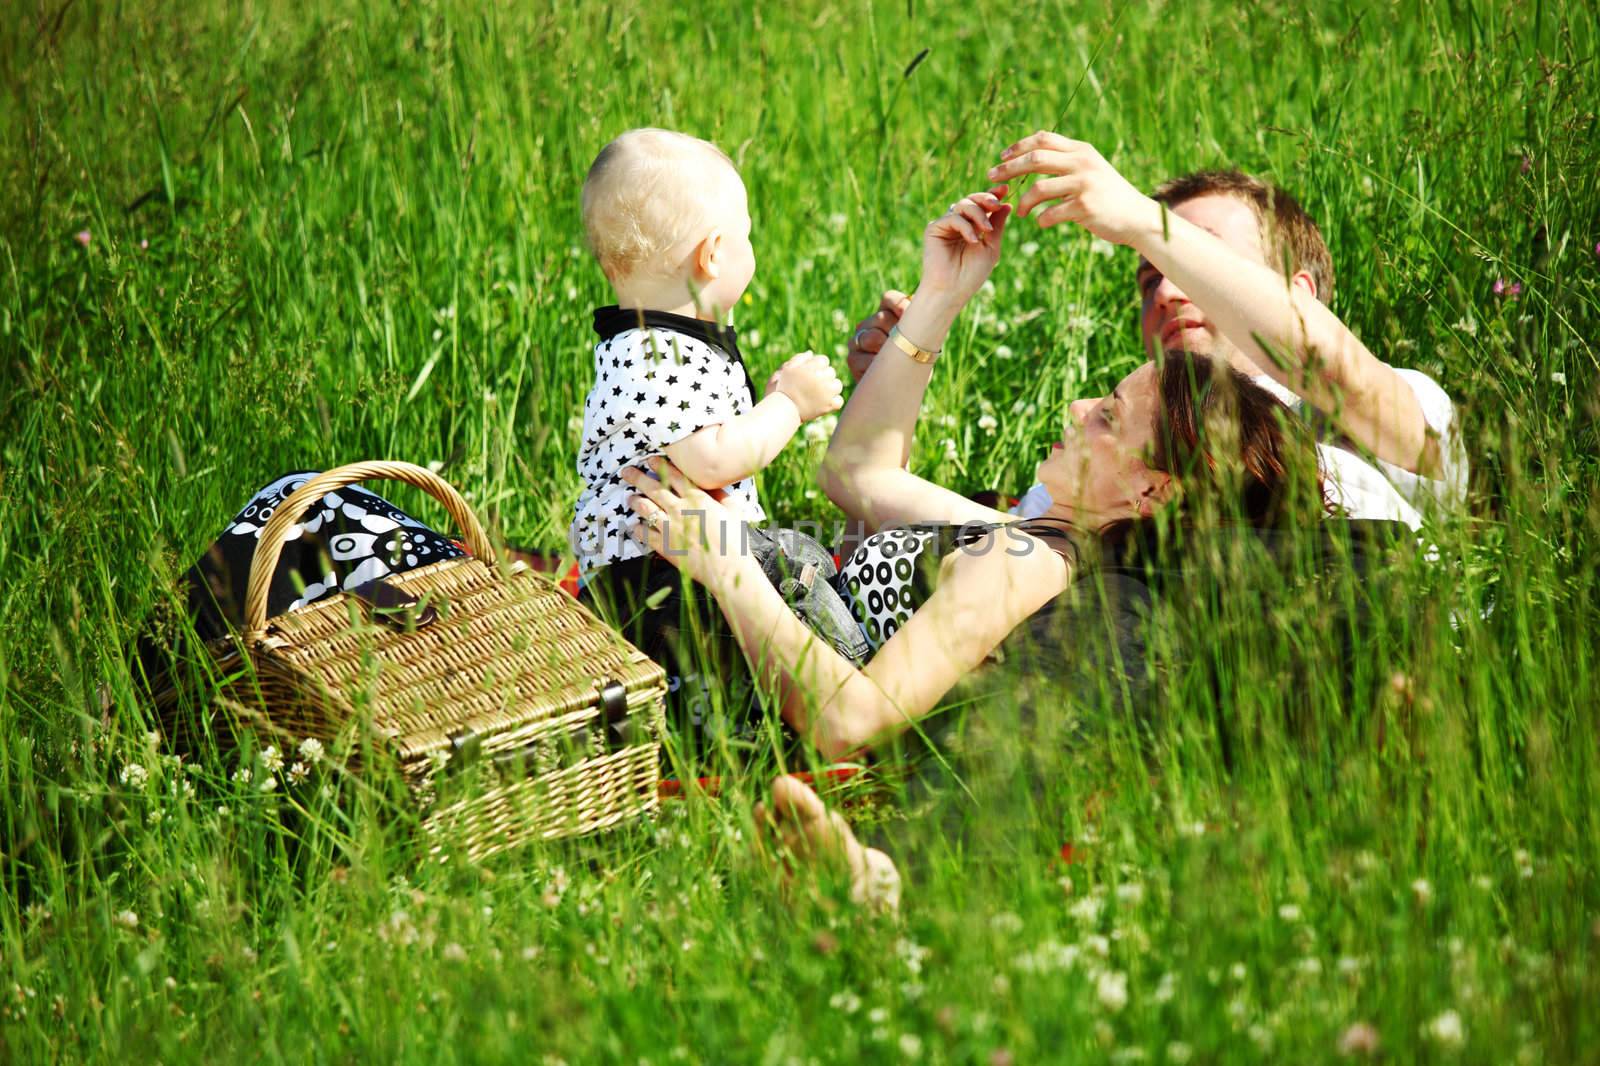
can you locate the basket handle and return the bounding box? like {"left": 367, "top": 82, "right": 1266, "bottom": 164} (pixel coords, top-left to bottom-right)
{"left": 244, "top": 461, "right": 495, "bottom": 635}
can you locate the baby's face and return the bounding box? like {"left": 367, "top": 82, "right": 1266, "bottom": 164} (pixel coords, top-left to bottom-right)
{"left": 697, "top": 172, "right": 756, "bottom": 317}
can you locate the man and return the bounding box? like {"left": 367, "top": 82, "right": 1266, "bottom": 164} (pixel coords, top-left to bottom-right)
{"left": 847, "top": 135, "right": 1466, "bottom": 527}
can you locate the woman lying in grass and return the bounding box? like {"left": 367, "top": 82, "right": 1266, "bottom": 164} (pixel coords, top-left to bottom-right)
{"left": 620, "top": 187, "right": 1327, "bottom": 908}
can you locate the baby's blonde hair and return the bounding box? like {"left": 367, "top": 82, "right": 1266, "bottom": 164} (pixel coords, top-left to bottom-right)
{"left": 581, "top": 128, "right": 741, "bottom": 283}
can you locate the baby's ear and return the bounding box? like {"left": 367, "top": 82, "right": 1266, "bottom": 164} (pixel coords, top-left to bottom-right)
{"left": 694, "top": 229, "right": 725, "bottom": 281}
{"left": 1290, "top": 269, "right": 1317, "bottom": 301}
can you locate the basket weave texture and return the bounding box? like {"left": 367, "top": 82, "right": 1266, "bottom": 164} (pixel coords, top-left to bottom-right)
{"left": 194, "top": 461, "right": 668, "bottom": 861}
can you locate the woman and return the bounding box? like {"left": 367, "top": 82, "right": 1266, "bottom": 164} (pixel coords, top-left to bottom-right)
{"left": 620, "top": 188, "right": 1323, "bottom": 905}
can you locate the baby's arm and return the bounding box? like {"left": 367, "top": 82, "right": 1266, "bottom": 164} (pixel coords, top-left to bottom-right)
{"left": 664, "top": 353, "right": 843, "bottom": 489}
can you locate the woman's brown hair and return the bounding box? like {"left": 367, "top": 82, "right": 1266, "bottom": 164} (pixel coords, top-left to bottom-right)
{"left": 1148, "top": 351, "right": 1325, "bottom": 530}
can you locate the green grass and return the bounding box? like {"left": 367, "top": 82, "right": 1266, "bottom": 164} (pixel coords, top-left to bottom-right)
{"left": 3, "top": 0, "right": 1598, "bottom": 1060}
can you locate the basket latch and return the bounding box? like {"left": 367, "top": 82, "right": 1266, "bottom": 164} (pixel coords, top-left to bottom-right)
{"left": 598, "top": 680, "right": 628, "bottom": 723}
{"left": 447, "top": 726, "right": 482, "bottom": 766}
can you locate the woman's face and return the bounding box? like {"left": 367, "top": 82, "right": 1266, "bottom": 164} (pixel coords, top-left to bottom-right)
{"left": 1034, "top": 362, "right": 1172, "bottom": 523}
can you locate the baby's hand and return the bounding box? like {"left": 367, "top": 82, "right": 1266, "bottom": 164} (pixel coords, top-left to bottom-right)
{"left": 765, "top": 352, "right": 844, "bottom": 422}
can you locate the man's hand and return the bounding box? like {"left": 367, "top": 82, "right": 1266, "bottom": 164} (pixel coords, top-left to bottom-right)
{"left": 987, "top": 132, "right": 1156, "bottom": 247}
{"left": 765, "top": 351, "right": 845, "bottom": 421}
{"left": 845, "top": 290, "right": 911, "bottom": 383}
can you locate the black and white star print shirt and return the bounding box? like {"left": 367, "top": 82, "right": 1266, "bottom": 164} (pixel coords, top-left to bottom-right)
{"left": 571, "top": 306, "right": 767, "bottom": 574}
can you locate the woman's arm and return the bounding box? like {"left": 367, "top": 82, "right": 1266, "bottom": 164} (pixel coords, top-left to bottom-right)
{"left": 819, "top": 190, "right": 1021, "bottom": 533}
{"left": 623, "top": 461, "right": 1072, "bottom": 760}
{"left": 989, "top": 132, "right": 1440, "bottom": 476}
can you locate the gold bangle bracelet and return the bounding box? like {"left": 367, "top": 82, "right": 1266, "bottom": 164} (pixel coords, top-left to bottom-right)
{"left": 887, "top": 326, "right": 940, "bottom": 365}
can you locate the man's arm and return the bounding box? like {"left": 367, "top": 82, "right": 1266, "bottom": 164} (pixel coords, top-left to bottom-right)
{"left": 988, "top": 131, "right": 1440, "bottom": 476}
{"left": 1131, "top": 215, "right": 1438, "bottom": 476}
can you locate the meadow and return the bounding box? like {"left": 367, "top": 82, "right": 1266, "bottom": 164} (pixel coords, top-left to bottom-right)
{"left": 2, "top": 0, "right": 1598, "bottom": 1061}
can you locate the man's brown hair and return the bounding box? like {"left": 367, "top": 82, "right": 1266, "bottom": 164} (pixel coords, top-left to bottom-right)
{"left": 1152, "top": 171, "right": 1335, "bottom": 303}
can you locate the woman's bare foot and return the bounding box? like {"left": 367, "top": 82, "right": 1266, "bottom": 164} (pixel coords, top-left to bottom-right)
{"left": 756, "top": 775, "right": 902, "bottom": 914}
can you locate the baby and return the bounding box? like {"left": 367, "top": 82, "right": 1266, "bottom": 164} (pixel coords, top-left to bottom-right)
{"left": 571, "top": 128, "right": 842, "bottom": 577}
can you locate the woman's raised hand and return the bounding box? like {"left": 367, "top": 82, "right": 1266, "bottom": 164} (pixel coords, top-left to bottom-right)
{"left": 918, "top": 187, "right": 1012, "bottom": 305}
{"left": 986, "top": 132, "right": 1155, "bottom": 247}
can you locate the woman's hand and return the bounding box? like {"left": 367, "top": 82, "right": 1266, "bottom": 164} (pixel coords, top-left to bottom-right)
{"left": 986, "top": 132, "right": 1156, "bottom": 247}
{"left": 622, "top": 459, "right": 757, "bottom": 593}
{"left": 916, "top": 187, "right": 1012, "bottom": 306}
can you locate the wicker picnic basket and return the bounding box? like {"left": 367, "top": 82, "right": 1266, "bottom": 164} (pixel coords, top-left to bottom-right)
{"left": 185, "top": 461, "right": 668, "bottom": 862}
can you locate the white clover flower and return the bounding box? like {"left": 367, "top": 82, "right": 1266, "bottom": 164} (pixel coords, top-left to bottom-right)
{"left": 1011, "top": 940, "right": 1079, "bottom": 974}
{"left": 1069, "top": 894, "right": 1103, "bottom": 924}
{"left": 990, "top": 912, "right": 1024, "bottom": 935}
{"left": 1248, "top": 1024, "right": 1274, "bottom": 1051}
{"left": 1296, "top": 956, "right": 1323, "bottom": 976}
{"left": 119, "top": 763, "right": 149, "bottom": 788}
{"left": 1550, "top": 371, "right": 1567, "bottom": 385}
{"left": 1229, "top": 961, "right": 1248, "bottom": 981}
{"left": 832, "top": 309, "right": 851, "bottom": 332}
{"left": 261, "top": 746, "right": 284, "bottom": 774}
{"left": 1166, "top": 1042, "right": 1193, "bottom": 1064}
{"left": 232, "top": 766, "right": 252, "bottom": 786}
{"left": 994, "top": 344, "right": 1014, "bottom": 360}
{"left": 1278, "top": 903, "right": 1302, "bottom": 922}
{"left": 1091, "top": 238, "right": 1117, "bottom": 258}
{"left": 1227, "top": 995, "right": 1249, "bottom": 1025}
{"left": 1425, "top": 1009, "right": 1464, "bottom": 1048}
{"left": 1154, "top": 972, "right": 1176, "bottom": 1003}
{"left": 828, "top": 213, "right": 849, "bottom": 234}
{"left": 745, "top": 329, "right": 762, "bottom": 349}
{"left": 977, "top": 414, "right": 998, "bottom": 434}
{"left": 287, "top": 762, "right": 310, "bottom": 786}
{"left": 567, "top": 415, "right": 585, "bottom": 435}
{"left": 1337, "top": 955, "right": 1365, "bottom": 976}
{"left": 867, "top": 1006, "right": 890, "bottom": 1025}
{"left": 1179, "top": 819, "right": 1206, "bottom": 838}
{"left": 804, "top": 414, "right": 838, "bottom": 443}
{"left": 828, "top": 990, "right": 861, "bottom": 1014}
{"left": 897, "top": 1033, "right": 922, "bottom": 1059}
{"left": 1067, "top": 314, "right": 1095, "bottom": 334}
{"left": 1115, "top": 882, "right": 1144, "bottom": 906}
{"left": 939, "top": 438, "right": 959, "bottom": 463}
{"left": 432, "top": 328, "right": 443, "bottom": 342}
{"left": 1095, "top": 970, "right": 1128, "bottom": 1012}
{"left": 442, "top": 942, "right": 467, "bottom": 962}
{"left": 259, "top": 774, "right": 278, "bottom": 793}
{"left": 1411, "top": 878, "right": 1433, "bottom": 904}
{"left": 1453, "top": 318, "right": 1478, "bottom": 336}
{"left": 895, "top": 938, "right": 930, "bottom": 975}
{"left": 113, "top": 909, "right": 139, "bottom": 930}
{"left": 1084, "top": 934, "right": 1110, "bottom": 958}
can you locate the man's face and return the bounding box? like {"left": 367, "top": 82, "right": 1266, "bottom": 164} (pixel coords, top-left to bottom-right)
{"left": 1136, "top": 193, "right": 1267, "bottom": 359}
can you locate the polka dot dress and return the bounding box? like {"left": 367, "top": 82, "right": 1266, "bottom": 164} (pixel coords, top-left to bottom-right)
{"left": 836, "top": 527, "right": 941, "bottom": 651}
